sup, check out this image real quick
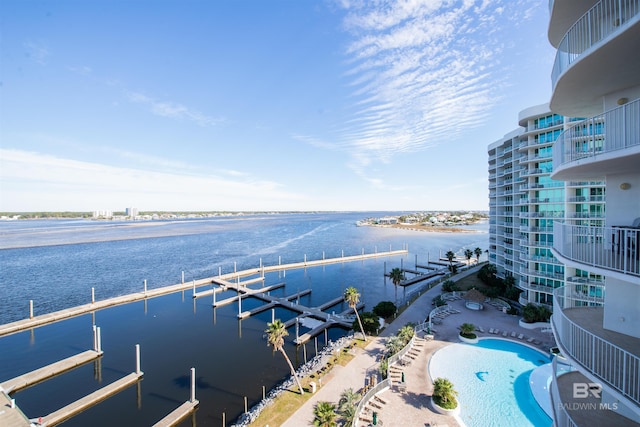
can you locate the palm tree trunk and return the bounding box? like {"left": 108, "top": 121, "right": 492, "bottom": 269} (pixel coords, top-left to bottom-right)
{"left": 353, "top": 309, "right": 367, "bottom": 342}
{"left": 279, "top": 348, "right": 304, "bottom": 394}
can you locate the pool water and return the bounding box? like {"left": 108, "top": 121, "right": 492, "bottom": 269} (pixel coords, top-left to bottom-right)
{"left": 429, "top": 338, "right": 552, "bottom": 427}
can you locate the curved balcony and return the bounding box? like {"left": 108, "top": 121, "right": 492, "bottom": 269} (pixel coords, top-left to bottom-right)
{"left": 552, "top": 285, "right": 640, "bottom": 408}
{"left": 553, "top": 222, "right": 640, "bottom": 278}
{"left": 550, "top": 0, "right": 640, "bottom": 116}
{"left": 552, "top": 98, "right": 640, "bottom": 180}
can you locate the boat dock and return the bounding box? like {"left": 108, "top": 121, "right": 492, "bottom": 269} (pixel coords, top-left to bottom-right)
{"left": 398, "top": 270, "right": 447, "bottom": 287}
{"left": 40, "top": 371, "right": 143, "bottom": 426}
{"left": 0, "top": 248, "right": 407, "bottom": 338}
{"left": 152, "top": 400, "right": 199, "bottom": 427}
{"left": 238, "top": 289, "right": 311, "bottom": 319}
{"left": 0, "top": 389, "right": 31, "bottom": 427}
{"left": 415, "top": 263, "right": 437, "bottom": 270}
{"left": 0, "top": 349, "right": 102, "bottom": 393}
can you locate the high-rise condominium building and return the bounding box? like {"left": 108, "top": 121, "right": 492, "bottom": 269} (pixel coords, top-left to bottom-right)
{"left": 489, "top": 2, "right": 640, "bottom": 425}
{"left": 488, "top": 105, "right": 605, "bottom": 312}
{"left": 546, "top": 1, "right": 640, "bottom": 425}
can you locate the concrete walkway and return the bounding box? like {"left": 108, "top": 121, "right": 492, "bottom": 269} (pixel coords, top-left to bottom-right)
{"left": 280, "top": 266, "right": 557, "bottom": 427}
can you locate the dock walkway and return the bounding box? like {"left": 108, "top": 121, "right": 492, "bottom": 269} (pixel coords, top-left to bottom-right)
{"left": 152, "top": 400, "right": 199, "bottom": 427}
{"left": 40, "top": 371, "right": 143, "bottom": 426}
{"left": 0, "top": 249, "right": 407, "bottom": 338}
{"left": 0, "top": 349, "right": 102, "bottom": 393}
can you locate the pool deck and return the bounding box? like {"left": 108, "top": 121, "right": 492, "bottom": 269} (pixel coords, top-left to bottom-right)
{"left": 282, "top": 265, "right": 558, "bottom": 427}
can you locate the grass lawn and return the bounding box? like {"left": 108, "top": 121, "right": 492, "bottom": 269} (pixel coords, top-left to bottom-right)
{"left": 453, "top": 272, "right": 490, "bottom": 292}
{"left": 250, "top": 338, "right": 367, "bottom": 426}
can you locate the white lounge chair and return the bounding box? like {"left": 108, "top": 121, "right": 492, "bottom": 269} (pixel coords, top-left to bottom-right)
{"left": 518, "top": 334, "right": 524, "bottom": 339}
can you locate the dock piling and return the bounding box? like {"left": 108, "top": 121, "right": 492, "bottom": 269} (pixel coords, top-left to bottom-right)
{"left": 97, "top": 327, "right": 102, "bottom": 353}
{"left": 144, "top": 279, "right": 147, "bottom": 295}
{"left": 182, "top": 271, "right": 184, "bottom": 284}
{"left": 136, "top": 344, "right": 141, "bottom": 375}
{"left": 29, "top": 300, "right": 33, "bottom": 319}
{"left": 92, "top": 287, "right": 95, "bottom": 305}
{"left": 190, "top": 367, "right": 196, "bottom": 403}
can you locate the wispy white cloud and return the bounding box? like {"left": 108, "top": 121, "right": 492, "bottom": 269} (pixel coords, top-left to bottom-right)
{"left": 23, "top": 41, "right": 51, "bottom": 65}
{"left": 0, "top": 149, "right": 305, "bottom": 211}
{"left": 333, "top": 0, "right": 538, "bottom": 178}
{"left": 126, "top": 91, "right": 225, "bottom": 127}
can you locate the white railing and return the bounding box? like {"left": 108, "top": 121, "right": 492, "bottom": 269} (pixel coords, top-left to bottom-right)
{"left": 553, "top": 286, "right": 640, "bottom": 406}
{"left": 553, "top": 98, "right": 640, "bottom": 171}
{"left": 552, "top": 0, "right": 640, "bottom": 87}
{"left": 553, "top": 222, "right": 640, "bottom": 277}
{"left": 352, "top": 378, "right": 390, "bottom": 427}
{"left": 550, "top": 356, "right": 580, "bottom": 427}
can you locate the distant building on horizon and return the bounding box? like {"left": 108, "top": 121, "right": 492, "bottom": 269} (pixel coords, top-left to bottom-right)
{"left": 92, "top": 210, "right": 113, "bottom": 219}
{"left": 126, "top": 207, "right": 138, "bottom": 218}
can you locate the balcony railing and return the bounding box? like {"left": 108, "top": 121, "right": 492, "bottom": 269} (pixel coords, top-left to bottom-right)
{"left": 553, "top": 98, "right": 640, "bottom": 172}
{"left": 551, "top": 0, "right": 640, "bottom": 89}
{"left": 553, "top": 285, "right": 640, "bottom": 406}
{"left": 553, "top": 222, "right": 640, "bottom": 277}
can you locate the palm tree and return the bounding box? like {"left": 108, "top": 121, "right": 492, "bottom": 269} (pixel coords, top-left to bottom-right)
{"left": 459, "top": 323, "right": 476, "bottom": 338}
{"left": 338, "top": 388, "right": 361, "bottom": 427}
{"left": 433, "top": 377, "right": 458, "bottom": 408}
{"left": 474, "top": 247, "right": 483, "bottom": 264}
{"left": 389, "top": 267, "right": 404, "bottom": 286}
{"left": 385, "top": 335, "right": 402, "bottom": 356}
{"left": 397, "top": 324, "right": 415, "bottom": 346}
{"left": 344, "top": 286, "right": 367, "bottom": 342}
{"left": 265, "top": 319, "right": 304, "bottom": 395}
{"left": 445, "top": 250, "right": 455, "bottom": 270}
{"left": 388, "top": 267, "right": 405, "bottom": 304}
{"left": 313, "top": 401, "right": 337, "bottom": 427}
{"left": 464, "top": 249, "right": 473, "bottom": 265}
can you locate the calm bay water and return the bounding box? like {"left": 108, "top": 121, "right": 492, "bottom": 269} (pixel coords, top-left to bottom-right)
{"left": 0, "top": 212, "right": 488, "bottom": 426}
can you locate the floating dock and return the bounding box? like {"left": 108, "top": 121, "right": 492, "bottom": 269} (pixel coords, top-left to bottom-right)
{"left": 398, "top": 270, "right": 446, "bottom": 286}
{"left": 152, "top": 400, "right": 199, "bottom": 427}
{"left": 40, "top": 371, "right": 143, "bottom": 426}
{"left": 0, "top": 349, "right": 102, "bottom": 393}
{"left": 0, "top": 389, "right": 31, "bottom": 427}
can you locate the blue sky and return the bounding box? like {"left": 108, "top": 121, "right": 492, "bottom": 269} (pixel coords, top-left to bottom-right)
{"left": 0, "top": 0, "right": 554, "bottom": 212}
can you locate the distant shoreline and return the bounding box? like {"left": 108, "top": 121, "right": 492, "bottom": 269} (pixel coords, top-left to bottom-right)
{"left": 361, "top": 223, "right": 482, "bottom": 233}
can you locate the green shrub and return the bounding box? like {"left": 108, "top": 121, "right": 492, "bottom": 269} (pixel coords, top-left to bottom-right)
{"left": 522, "top": 303, "right": 552, "bottom": 323}
{"left": 441, "top": 280, "right": 458, "bottom": 292}
{"left": 373, "top": 301, "right": 397, "bottom": 318}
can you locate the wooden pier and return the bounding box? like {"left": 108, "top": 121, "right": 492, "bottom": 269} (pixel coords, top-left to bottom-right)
{"left": 0, "top": 389, "right": 31, "bottom": 427}
{"left": 213, "top": 283, "right": 286, "bottom": 308}
{"left": 398, "top": 270, "right": 446, "bottom": 286}
{"left": 0, "top": 249, "right": 407, "bottom": 338}
{"left": 0, "top": 349, "right": 102, "bottom": 393}
{"left": 40, "top": 371, "right": 143, "bottom": 426}
{"left": 152, "top": 400, "right": 199, "bottom": 427}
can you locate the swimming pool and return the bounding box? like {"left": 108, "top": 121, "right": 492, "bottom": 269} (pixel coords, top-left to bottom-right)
{"left": 429, "top": 338, "right": 552, "bottom": 427}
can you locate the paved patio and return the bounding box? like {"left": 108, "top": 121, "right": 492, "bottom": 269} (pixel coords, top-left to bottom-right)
{"left": 280, "top": 266, "right": 557, "bottom": 427}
